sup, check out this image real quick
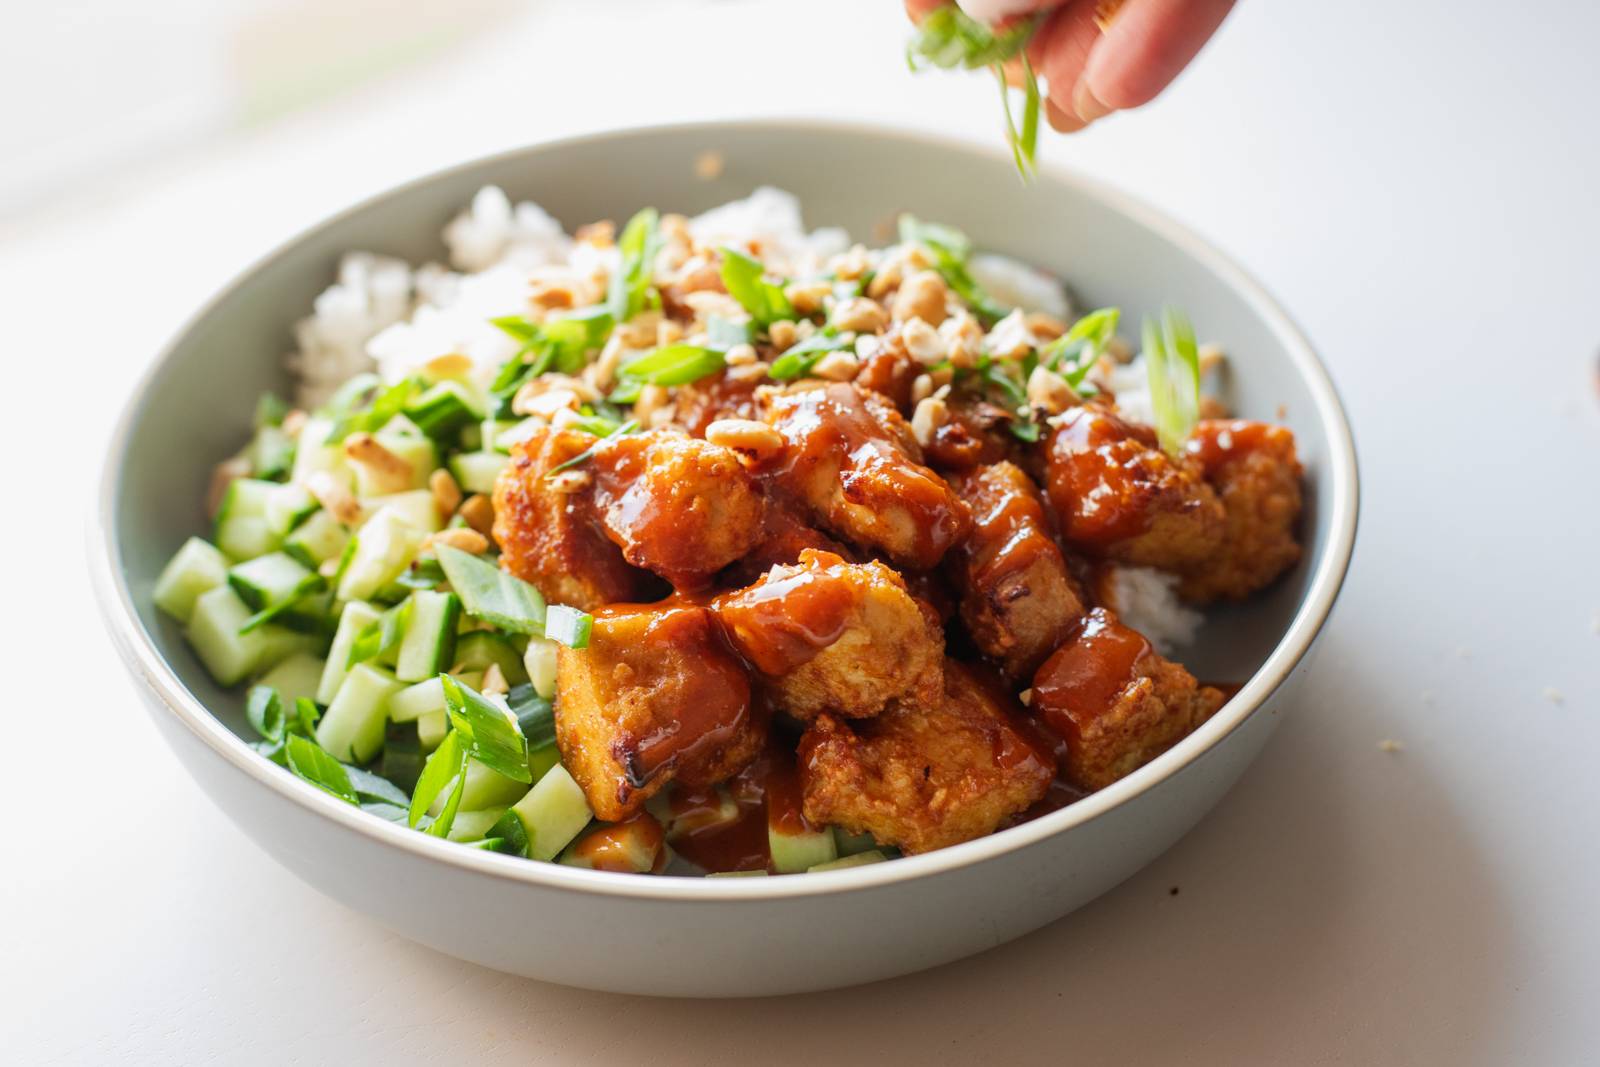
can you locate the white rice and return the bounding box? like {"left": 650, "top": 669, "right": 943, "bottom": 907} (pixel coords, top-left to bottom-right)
{"left": 1093, "top": 354, "right": 1155, "bottom": 426}
{"left": 1099, "top": 566, "right": 1202, "bottom": 655}
{"left": 969, "top": 253, "right": 1072, "bottom": 320}
{"left": 687, "top": 186, "right": 849, "bottom": 276}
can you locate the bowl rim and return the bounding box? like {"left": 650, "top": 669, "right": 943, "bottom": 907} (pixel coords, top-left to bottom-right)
{"left": 91, "top": 116, "right": 1359, "bottom": 902}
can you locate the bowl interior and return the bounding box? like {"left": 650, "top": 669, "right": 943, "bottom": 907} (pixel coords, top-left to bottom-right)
{"left": 111, "top": 122, "right": 1341, "bottom": 776}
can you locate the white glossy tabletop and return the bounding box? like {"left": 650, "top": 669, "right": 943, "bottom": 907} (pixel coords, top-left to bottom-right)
{"left": 6, "top": 1, "right": 1597, "bottom": 1061}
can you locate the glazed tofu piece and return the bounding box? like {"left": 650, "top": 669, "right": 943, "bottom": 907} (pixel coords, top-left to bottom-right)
{"left": 947, "top": 462, "right": 1085, "bottom": 680}
{"left": 493, "top": 427, "right": 656, "bottom": 611}
{"left": 588, "top": 428, "right": 766, "bottom": 589}
{"left": 798, "top": 661, "right": 1053, "bottom": 854}
{"left": 717, "top": 504, "right": 853, "bottom": 589}
{"left": 1044, "top": 405, "right": 1225, "bottom": 568}
{"left": 672, "top": 367, "right": 764, "bottom": 437}
{"left": 1029, "top": 607, "right": 1224, "bottom": 790}
{"left": 920, "top": 393, "right": 1018, "bottom": 474}
{"left": 762, "top": 382, "right": 970, "bottom": 570}
{"left": 1178, "top": 420, "right": 1304, "bottom": 603}
{"left": 555, "top": 602, "right": 762, "bottom": 820}
{"left": 714, "top": 549, "right": 943, "bottom": 721}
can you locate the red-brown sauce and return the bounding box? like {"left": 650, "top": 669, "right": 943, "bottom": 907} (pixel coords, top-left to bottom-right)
{"left": 1185, "top": 419, "right": 1282, "bottom": 476}
{"left": 713, "top": 554, "right": 857, "bottom": 675}
{"left": 954, "top": 463, "right": 1063, "bottom": 590}
{"left": 569, "top": 812, "right": 667, "bottom": 873}
{"left": 1045, "top": 406, "right": 1169, "bottom": 547}
{"left": 1029, "top": 608, "right": 1152, "bottom": 736}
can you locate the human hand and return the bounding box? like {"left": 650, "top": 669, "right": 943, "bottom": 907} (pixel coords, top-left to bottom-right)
{"left": 904, "top": 0, "right": 1236, "bottom": 131}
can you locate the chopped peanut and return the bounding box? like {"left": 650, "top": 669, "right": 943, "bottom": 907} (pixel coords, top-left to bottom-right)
{"left": 481, "top": 662, "right": 509, "bottom": 696}
{"left": 423, "top": 527, "right": 490, "bottom": 555}
{"left": 343, "top": 433, "right": 415, "bottom": 493}
{"left": 831, "top": 297, "right": 889, "bottom": 334}
{"left": 429, "top": 468, "right": 463, "bottom": 520}
{"left": 705, "top": 417, "right": 785, "bottom": 461}
{"left": 306, "top": 471, "right": 364, "bottom": 526}
{"left": 459, "top": 493, "right": 495, "bottom": 537}
{"left": 902, "top": 317, "right": 947, "bottom": 365}
{"left": 812, "top": 352, "right": 862, "bottom": 382}
{"left": 1026, "top": 365, "right": 1077, "bottom": 415}
{"left": 891, "top": 270, "right": 948, "bottom": 327}
{"left": 911, "top": 396, "right": 949, "bottom": 448}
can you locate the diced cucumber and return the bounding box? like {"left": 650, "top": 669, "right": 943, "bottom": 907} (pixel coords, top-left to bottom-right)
{"left": 494, "top": 419, "right": 544, "bottom": 453}
{"left": 446, "top": 806, "right": 508, "bottom": 843}
{"left": 228, "top": 551, "right": 316, "bottom": 611}
{"left": 249, "top": 424, "right": 295, "bottom": 481}
{"left": 808, "top": 850, "right": 888, "bottom": 872}
{"left": 350, "top": 431, "right": 436, "bottom": 497}
{"left": 363, "top": 489, "right": 443, "bottom": 535}
{"left": 527, "top": 740, "right": 562, "bottom": 784}
{"left": 185, "top": 586, "right": 316, "bottom": 686}
{"left": 522, "top": 637, "right": 558, "bottom": 700}
{"left": 214, "top": 478, "right": 281, "bottom": 561}
{"left": 406, "top": 380, "right": 483, "bottom": 439}
{"left": 388, "top": 671, "right": 483, "bottom": 723}
{"left": 510, "top": 765, "right": 594, "bottom": 862}
{"left": 417, "top": 709, "right": 448, "bottom": 751}
{"left": 290, "top": 415, "right": 354, "bottom": 489}
{"left": 480, "top": 419, "right": 519, "bottom": 455}
{"left": 769, "top": 821, "right": 837, "bottom": 874}
{"left": 284, "top": 509, "right": 349, "bottom": 566}
{"left": 315, "top": 662, "right": 403, "bottom": 763}
{"left": 452, "top": 631, "right": 529, "bottom": 685}
{"left": 646, "top": 786, "right": 740, "bottom": 839}
{"left": 255, "top": 651, "right": 327, "bottom": 706}
{"left": 378, "top": 413, "right": 426, "bottom": 438}
{"left": 456, "top": 760, "right": 531, "bottom": 812}
{"left": 448, "top": 450, "right": 509, "bottom": 495}
{"left": 337, "top": 509, "right": 424, "bottom": 602}
{"left": 395, "top": 590, "right": 460, "bottom": 682}
{"left": 263, "top": 483, "right": 317, "bottom": 538}
{"left": 832, "top": 826, "right": 881, "bottom": 858}
{"left": 153, "top": 537, "right": 230, "bottom": 622}
{"left": 317, "top": 601, "right": 382, "bottom": 704}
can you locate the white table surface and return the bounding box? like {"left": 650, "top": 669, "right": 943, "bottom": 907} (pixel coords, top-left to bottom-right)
{"left": 7, "top": 1, "right": 1598, "bottom": 1062}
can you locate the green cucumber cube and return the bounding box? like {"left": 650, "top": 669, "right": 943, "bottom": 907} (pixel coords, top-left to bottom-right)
{"left": 511, "top": 765, "right": 593, "bottom": 862}
{"left": 153, "top": 537, "right": 230, "bottom": 622}
{"left": 315, "top": 662, "right": 403, "bottom": 763}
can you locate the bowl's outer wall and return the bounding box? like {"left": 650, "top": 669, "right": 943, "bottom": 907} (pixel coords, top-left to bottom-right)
{"left": 107, "top": 124, "right": 1348, "bottom": 996}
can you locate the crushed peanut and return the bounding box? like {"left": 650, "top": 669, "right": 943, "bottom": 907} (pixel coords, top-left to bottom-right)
{"left": 633, "top": 384, "right": 672, "bottom": 424}
{"left": 830, "top": 296, "right": 889, "bottom": 334}
{"left": 705, "top": 418, "right": 785, "bottom": 461}
{"left": 828, "top": 244, "right": 873, "bottom": 282}
{"left": 902, "top": 317, "right": 948, "bottom": 365}
{"left": 481, "top": 662, "right": 510, "bottom": 696}
{"left": 512, "top": 373, "right": 597, "bottom": 417}
{"left": 305, "top": 471, "right": 364, "bottom": 526}
{"left": 724, "top": 342, "right": 758, "bottom": 366}
{"left": 891, "top": 270, "right": 949, "bottom": 327}
{"left": 429, "top": 468, "right": 463, "bottom": 520}
{"left": 812, "top": 352, "right": 861, "bottom": 382}
{"left": 1027, "top": 365, "right": 1077, "bottom": 415}
{"left": 647, "top": 404, "right": 679, "bottom": 429}
{"left": 985, "top": 309, "right": 1035, "bottom": 360}
{"left": 911, "top": 396, "right": 949, "bottom": 448}
{"left": 423, "top": 527, "right": 489, "bottom": 555}
{"left": 769, "top": 319, "right": 799, "bottom": 351}
{"left": 854, "top": 333, "right": 882, "bottom": 361}
{"left": 1025, "top": 312, "right": 1067, "bottom": 341}
{"left": 939, "top": 310, "right": 985, "bottom": 366}
{"left": 459, "top": 494, "right": 495, "bottom": 537}
{"left": 656, "top": 318, "right": 685, "bottom": 347}
{"left": 343, "top": 433, "right": 414, "bottom": 493}
{"left": 784, "top": 280, "right": 833, "bottom": 317}
{"left": 529, "top": 280, "right": 576, "bottom": 312}
{"left": 911, "top": 373, "right": 934, "bottom": 405}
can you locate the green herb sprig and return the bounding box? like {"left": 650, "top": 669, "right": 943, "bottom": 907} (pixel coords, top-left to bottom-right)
{"left": 1142, "top": 307, "right": 1201, "bottom": 458}
{"left": 907, "top": 7, "right": 1045, "bottom": 179}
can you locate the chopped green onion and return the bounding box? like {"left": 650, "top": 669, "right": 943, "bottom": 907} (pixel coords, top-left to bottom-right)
{"left": 441, "top": 675, "right": 532, "bottom": 784}
{"left": 293, "top": 697, "right": 320, "bottom": 736}
{"left": 543, "top": 605, "right": 593, "bottom": 649}
{"left": 898, "top": 214, "right": 1010, "bottom": 323}
{"left": 1143, "top": 307, "right": 1201, "bottom": 458}
{"left": 327, "top": 376, "right": 419, "bottom": 442}
{"left": 506, "top": 684, "right": 556, "bottom": 750}
{"left": 347, "top": 600, "right": 409, "bottom": 668}
{"left": 254, "top": 393, "right": 290, "bottom": 429}
{"left": 344, "top": 765, "right": 411, "bottom": 807}
{"left": 488, "top": 807, "right": 532, "bottom": 858}
{"left": 285, "top": 734, "right": 359, "bottom": 804}
{"left": 1042, "top": 306, "right": 1121, "bottom": 391}
{"left": 246, "top": 685, "right": 285, "bottom": 742}
{"left": 767, "top": 331, "right": 855, "bottom": 381}
{"left": 608, "top": 207, "right": 662, "bottom": 324}
{"left": 719, "top": 247, "right": 794, "bottom": 327}
{"left": 616, "top": 344, "right": 727, "bottom": 387}
{"left": 435, "top": 544, "right": 548, "bottom": 635}
{"left": 408, "top": 729, "right": 466, "bottom": 828}
{"left": 907, "top": 8, "right": 1045, "bottom": 179}
{"left": 546, "top": 419, "right": 638, "bottom": 477}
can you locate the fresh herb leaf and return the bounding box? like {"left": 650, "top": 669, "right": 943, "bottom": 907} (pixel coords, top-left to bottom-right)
{"left": 616, "top": 344, "right": 727, "bottom": 387}
{"left": 285, "top": 734, "right": 359, "bottom": 804}
{"left": 360, "top": 801, "right": 412, "bottom": 823}
{"left": 1143, "top": 307, "right": 1201, "bottom": 458}
{"left": 246, "top": 685, "right": 285, "bottom": 742}
{"left": 897, "top": 214, "right": 1010, "bottom": 322}
{"left": 425, "top": 761, "right": 468, "bottom": 839}
{"left": 435, "top": 544, "right": 548, "bottom": 635}
{"left": 328, "top": 376, "right": 420, "bottom": 442}
{"left": 608, "top": 207, "right": 662, "bottom": 324}
{"left": 345, "top": 765, "right": 411, "bottom": 807}
{"left": 767, "top": 331, "right": 855, "bottom": 381}
{"left": 292, "top": 697, "right": 320, "bottom": 737}
{"left": 506, "top": 684, "right": 556, "bottom": 750}
{"left": 441, "top": 674, "right": 532, "bottom": 783}
{"left": 543, "top": 605, "right": 593, "bottom": 649}
{"left": 409, "top": 729, "right": 466, "bottom": 829}
{"left": 545, "top": 419, "right": 639, "bottom": 477}
{"left": 391, "top": 557, "right": 446, "bottom": 592}
{"left": 720, "top": 247, "right": 794, "bottom": 327}
{"left": 489, "top": 808, "right": 531, "bottom": 858}
{"left": 907, "top": 8, "right": 1045, "bottom": 179}
{"left": 566, "top": 413, "right": 624, "bottom": 437}
{"left": 348, "top": 601, "right": 409, "bottom": 668}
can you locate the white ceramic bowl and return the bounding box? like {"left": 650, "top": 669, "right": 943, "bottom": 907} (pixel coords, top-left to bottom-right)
{"left": 92, "top": 120, "right": 1358, "bottom": 997}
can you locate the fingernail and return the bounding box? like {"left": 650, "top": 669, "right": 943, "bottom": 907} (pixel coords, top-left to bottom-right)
{"left": 1046, "top": 99, "right": 1087, "bottom": 134}
{"left": 1072, "top": 79, "right": 1115, "bottom": 124}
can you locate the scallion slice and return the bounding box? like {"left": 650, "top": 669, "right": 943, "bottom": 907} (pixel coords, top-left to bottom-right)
{"left": 435, "top": 544, "right": 547, "bottom": 635}
{"left": 719, "top": 247, "right": 794, "bottom": 327}
{"left": 285, "top": 734, "right": 359, "bottom": 804}
{"left": 441, "top": 674, "right": 532, "bottom": 784}
{"left": 543, "top": 605, "right": 593, "bottom": 650}
{"left": 1143, "top": 307, "right": 1201, "bottom": 458}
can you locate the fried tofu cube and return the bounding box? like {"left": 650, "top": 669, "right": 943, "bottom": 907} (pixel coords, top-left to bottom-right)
{"left": 762, "top": 382, "right": 970, "bottom": 570}
{"left": 589, "top": 428, "right": 766, "bottom": 589}
{"left": 717, "top": 504, "right": 853, "bottom": 589}
{"left": 947, "top": 462, "right": 1085, "bottom": 680}
{"left": 1178, "top": 420, "right": 1304, "bottom": 603}
{"left": 492, "top": 427, "right": 656, "bottom": 611}
{"left": 555, "top": 603, "right": 761, "bottom": 820}
{"left": 1030, "top": 607, "right": 1224, "bottom": 790}
{"left": 798, "top": 661, "right": 1053, "bottom": 854}
{"left": 1045, "top": 405, "right": 1224, "bottom": 568}
{"left": 714, "top": 549, "right": 944, "bottom": 721}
